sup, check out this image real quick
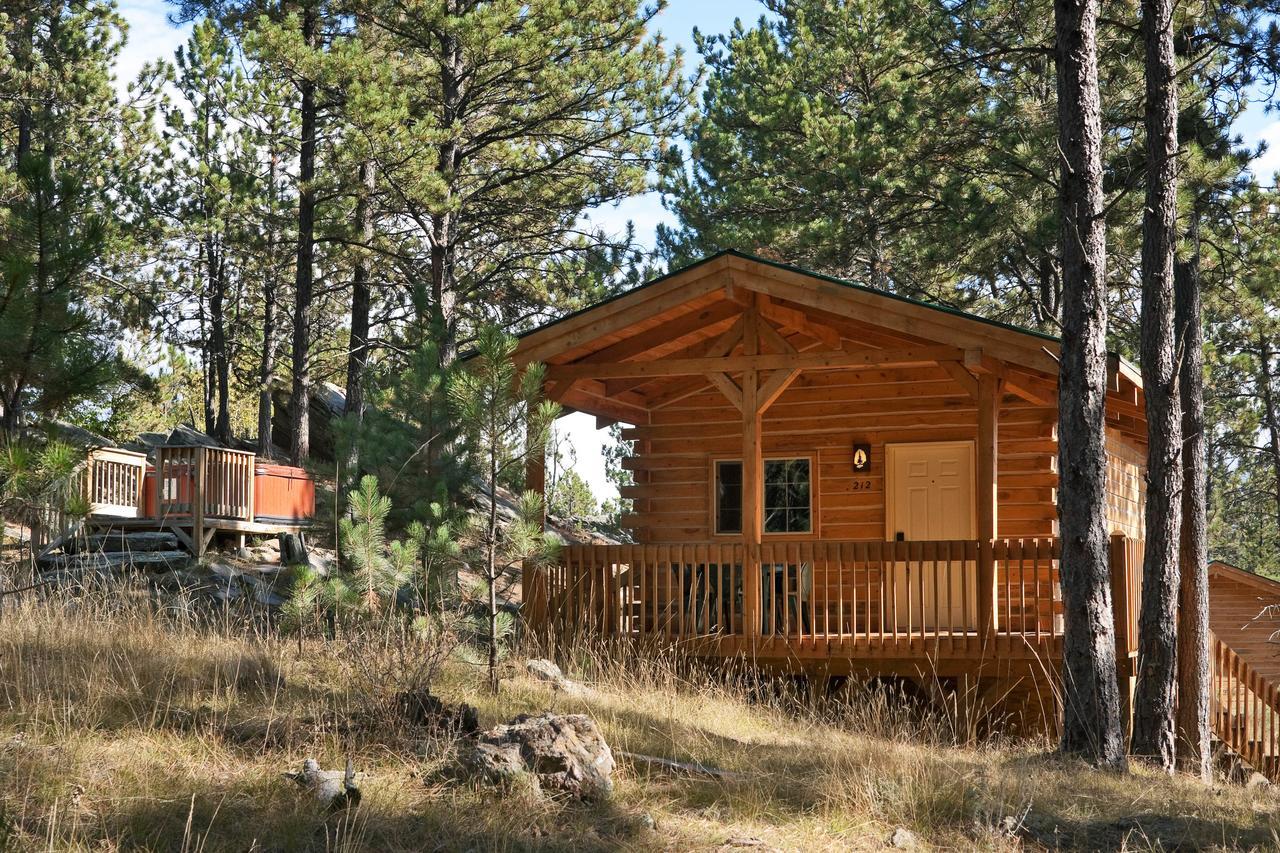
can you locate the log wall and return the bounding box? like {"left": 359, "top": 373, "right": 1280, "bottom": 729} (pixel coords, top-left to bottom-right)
{"left": 621, "top": 364, "right": 1059, "bottom": 543}
{"left": 1105, "top": 433, "right": 1147, "bottom": 540}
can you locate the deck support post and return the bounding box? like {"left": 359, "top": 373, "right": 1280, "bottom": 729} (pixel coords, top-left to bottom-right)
{"left": 193, "top": 446, "right": 207, "bottom": 559}
{"left": 977, "top": 374, "right": 1001, "bottom": 643}
{"left": 524, "top": 418, "right": 549, "bottom": 633}
{"left": 741, "top": 306, "right": 763, "bottom": 641}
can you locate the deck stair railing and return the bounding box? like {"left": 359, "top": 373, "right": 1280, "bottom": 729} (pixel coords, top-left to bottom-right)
{"left": 84, "top": 448, "right": 147, "bottom": 516}
{"left": 31, "top": 448, "right": 148, "bottom": 553}
{"left": 1211, "top": 632, "right": 1280, "bottom": 781}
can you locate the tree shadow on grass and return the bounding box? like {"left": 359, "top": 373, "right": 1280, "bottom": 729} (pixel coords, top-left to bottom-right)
{"left": 1, "top": 731, "right": 658, "bottom": 852}
{"left": 585, "top": 700, "right": 1280, "bottom": 851}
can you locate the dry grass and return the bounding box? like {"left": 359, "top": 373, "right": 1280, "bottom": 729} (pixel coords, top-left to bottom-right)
{"left": 0, "top": 582, "right": 1275, "bottom": 851}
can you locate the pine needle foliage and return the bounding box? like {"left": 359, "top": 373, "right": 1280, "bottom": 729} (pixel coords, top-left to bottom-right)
{"left": 339, "top": 474, "right": 419, "bottom": 612}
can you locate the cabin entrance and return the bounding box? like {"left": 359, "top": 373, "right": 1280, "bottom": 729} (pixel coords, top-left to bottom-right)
{"left": 886, "top": 442, "right": 978, "bottom": 631}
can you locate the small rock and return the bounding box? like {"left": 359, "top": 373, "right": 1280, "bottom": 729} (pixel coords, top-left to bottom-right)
{"left": 721, "top": 838, "right": 774, "bottom": 851}
{"left": 208, "top": 562, "right": 241, "bottom": 580}
{"left": 284, "top": 758, "right": 360, "bottom": 812}
{"left": 888, "top": 827, "right": 918, "bottom": 849}
{"left": 638, "top": 812, "right": 656, "bottom": 831}
{"left": 526, "top": 658, "right": 588, "bottom": 695}
{"left": 996, "top": 814, "right": 1021, "bottom": 837}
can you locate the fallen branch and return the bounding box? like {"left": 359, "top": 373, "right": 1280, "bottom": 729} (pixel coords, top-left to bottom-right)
{"left": 0, "top": 579, "right": 53, "bottom": 598}
{"left": 617, "top": 751, "right": 745, "bottom": 782}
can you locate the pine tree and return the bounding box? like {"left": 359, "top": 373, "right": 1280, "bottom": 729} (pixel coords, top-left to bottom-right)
{"left": 1053, "top": 0, "right": 1126, "bottom": 769}
{"left": 0, "top": 1, "right": 157, "bottom": 433}
{"left": 448, "top": 325, "right": 558, "bottom": 693}
{"left": 660, "top": 0, "right": 985, "bottom": 301}
{"left": 340, "top": 474, "right": 418, "bottom": 613}
{"left": 1131, "top": 0, "right": 1182, "bottom": 770}
{"left": 339, "top": 0, "right": 688, "bottom": 369}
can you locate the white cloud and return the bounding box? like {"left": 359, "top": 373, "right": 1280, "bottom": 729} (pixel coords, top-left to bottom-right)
{"left": 114, "top": 1, "right": 190, "bottom": 94}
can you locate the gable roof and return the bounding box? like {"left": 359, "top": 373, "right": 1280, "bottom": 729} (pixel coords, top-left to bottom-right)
{"left": 510, "top": 249, "right": 1146, "bottom": 435}
{"left": 517, "top": 249, "right": 1139, "bottom": 373}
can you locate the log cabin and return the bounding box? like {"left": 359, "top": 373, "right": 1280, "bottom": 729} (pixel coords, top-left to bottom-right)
{"left": 514, "top": 249, "right": 1280, "bottom": 766}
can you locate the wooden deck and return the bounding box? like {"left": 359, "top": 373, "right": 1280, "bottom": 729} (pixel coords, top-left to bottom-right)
{"left": 35, "top": 446, "right": 310, "bottom": 557}
{"left": 532, "top": 541, "right": 1280, "bottom": 779}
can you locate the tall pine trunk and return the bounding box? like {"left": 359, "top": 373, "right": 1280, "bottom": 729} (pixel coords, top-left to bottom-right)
{"left": 344, "top": 159, "right": 374, "bottom": 488}
{"left": 258, "top": 145, "right": 281, "bottom": 456}
{"left": 1262, "top": 341, "right": 1280, "bottom": 530}
{"left": 290, "top": 3, "right": 318, "bottom": 466}
{"left": 1053, "top": 0, "right": 1126, "bottom": 768}
{"left": 425, "top": 6, "right": 462, "bottom": 479}
{"left": 1175, "top": 217, "right": 1211, "bottom": 780}
{"left": 209, "top": 250, "right": 231, "bottom": 443}
{"left": 1131, "top": 0, "right": 1182, "bottom": 770}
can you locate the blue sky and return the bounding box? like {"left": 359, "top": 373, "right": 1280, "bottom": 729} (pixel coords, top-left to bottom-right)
{"left": 115, "top": 0, "right": 1280, "bottom": 504}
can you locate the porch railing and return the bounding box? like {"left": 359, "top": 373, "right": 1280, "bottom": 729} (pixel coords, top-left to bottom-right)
{"left": 536, "top": 537, "right": 1081, "bottom": 648}
{"left": 85, "top": 448, "right": 148, "bottom": 517}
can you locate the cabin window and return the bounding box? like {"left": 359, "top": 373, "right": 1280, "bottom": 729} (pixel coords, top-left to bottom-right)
{"left": 714, "top": 458, "right": 812, "bottom": 535}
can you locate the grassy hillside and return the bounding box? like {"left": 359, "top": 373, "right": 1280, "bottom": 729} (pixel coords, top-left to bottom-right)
{"left": 0, "top": 582, "right": 1275, "bottom": 851}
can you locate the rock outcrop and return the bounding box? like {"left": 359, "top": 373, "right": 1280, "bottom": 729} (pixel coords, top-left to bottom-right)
{"left": 460, "top": 712, "right": 615, "bottom": 800}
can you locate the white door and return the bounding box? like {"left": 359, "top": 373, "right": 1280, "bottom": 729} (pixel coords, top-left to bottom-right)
{"left": 886, "top": 442, "right": 977, "bottom": 631}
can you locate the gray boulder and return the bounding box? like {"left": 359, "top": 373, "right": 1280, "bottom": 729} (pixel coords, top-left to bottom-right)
{"left": 460, "top": 712, "right": 614, "bottom": 800}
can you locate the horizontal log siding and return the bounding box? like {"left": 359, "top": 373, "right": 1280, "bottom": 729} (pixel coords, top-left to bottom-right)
{"left": 621, "top": 364, "right": 1058, "bottom": 543}
{"left": 1105, "top": 433, "right": 1146, "bottom": 540}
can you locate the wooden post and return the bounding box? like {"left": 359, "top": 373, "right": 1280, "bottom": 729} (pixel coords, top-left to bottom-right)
{"left": 245, "top": 451, "right": 256, "bottom": 522}
{"left": 741, "top": 305, "right": 763, "bottom": 640}
{"left": 977, "top": 374, "right": 1000, "bottom": 640}
{"left": 193, "top": 446, "right": 207, "bottom": 559}
{"left": 523, "top": 421, "right": 549, "bottom": 631}
{"left": 1110, "top": 533, "right": 1134, "bottom": 737}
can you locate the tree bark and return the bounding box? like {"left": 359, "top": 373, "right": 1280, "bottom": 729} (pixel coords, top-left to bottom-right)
{"left": 290, "top": 3, "right": 318, "bottom": 466}
{"left": 1131, "top": 0, "right": 1182, "bottom": 771}
{"left": 1053, "top": 0, "right": 1126, "bottom": 768}
{"left": 425, "top": 4, "right": 463, "bottom": 479}
{"left": 344, "top": 158, "right": 374, "bottom": 487}
{"left": 258, "top": 142, "right": 281, "bottom": 456}
{"left": 1175, "top": 216, "right": 1210, "bottom": 781}
{"left": 209, "top": 249, "right": 231, "bottom": 443}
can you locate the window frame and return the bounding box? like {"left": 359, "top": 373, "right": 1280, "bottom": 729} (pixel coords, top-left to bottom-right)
{"left": 710, "top": 454, "right": 818, "bottom": 538}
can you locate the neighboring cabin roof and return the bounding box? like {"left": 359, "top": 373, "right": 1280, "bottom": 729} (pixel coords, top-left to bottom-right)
{"left": 1210, "top": 560, "right": 1280, "bottom": 596}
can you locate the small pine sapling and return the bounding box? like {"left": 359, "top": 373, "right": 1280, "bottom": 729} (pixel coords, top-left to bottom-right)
{"left": 448, "top": 325, "right": 559, "bottom": 693}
